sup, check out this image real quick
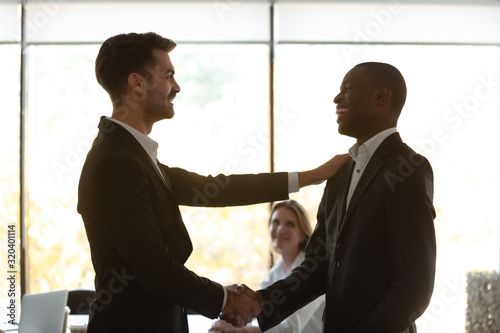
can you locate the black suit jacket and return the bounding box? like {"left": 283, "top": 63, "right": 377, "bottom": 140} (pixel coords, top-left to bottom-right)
{"left": 77, "top": 117, "right": 289, "bottom": 332}
{"left": 258, "top": 133, "right": 436, "bottom": 333}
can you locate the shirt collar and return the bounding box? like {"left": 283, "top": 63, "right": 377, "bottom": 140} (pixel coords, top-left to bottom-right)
{"left": 277, "top": 251, "right": 306, "bottom": 275}
{"left": 349, "top": 127, "right": 398, "bottom": 162}
{"left": 105, "top": 116, "right": 160, "bottom": 161}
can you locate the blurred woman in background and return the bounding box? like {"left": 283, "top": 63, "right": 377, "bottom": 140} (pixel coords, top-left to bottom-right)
{"left": 209, "top": 200, "right": 325, "bottom": 333}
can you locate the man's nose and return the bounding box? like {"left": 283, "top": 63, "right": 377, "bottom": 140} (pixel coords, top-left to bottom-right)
{"left": 173, "top": 78, "right": 181, "bottom": 93}
{"left": 333, "top": 93, "right": 341, "bottom": 104}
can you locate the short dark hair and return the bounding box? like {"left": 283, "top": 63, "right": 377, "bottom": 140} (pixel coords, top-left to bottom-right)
{"left": 355, "top": 62, "right": 407, "bottom": 114}
{"left": 95, "top": 32, "right": 176, "bottom": 103}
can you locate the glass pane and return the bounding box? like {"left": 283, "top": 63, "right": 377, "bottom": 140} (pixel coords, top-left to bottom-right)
{"left": 25, "top": 45, "right": 108, "bottom": 293}
{"left": 155, "top": 44, "right": 270, "bottom": 174}
{"left": 0, "top": 1, "right": 20, "bottom": 42}
{"left": 154, "top": 44, "right": 272, "bottom": 288}
{"left": 275, "top": 43, "right": 500, "bottom": 332}
{"left": 25, "top": 43, "right": 272, "bottom": 293}
{"left": 278, "top": 2, "right": 500, "bottom": 44}
{"left": 0, "top": 44, "right": 21, "bottom": 322}
{"left": 25, "top": 2, "right": 269, "bottom": 43}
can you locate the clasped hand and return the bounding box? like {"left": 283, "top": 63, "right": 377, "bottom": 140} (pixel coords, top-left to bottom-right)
{"left": 220, "top": 284, "right": 263, "bottom": 327}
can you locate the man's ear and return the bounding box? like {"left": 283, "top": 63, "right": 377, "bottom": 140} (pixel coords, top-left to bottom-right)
{"left": 128, "top": 73, "right": 146, "bottom": 94}
{"left": 375, "top": 85, "right": 392, "bottom": 105}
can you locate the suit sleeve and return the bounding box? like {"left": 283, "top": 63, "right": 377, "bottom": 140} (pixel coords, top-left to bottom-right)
{"left": 92, "top": 154, "right": 224, "bottom": 318}
{"left": 352, "top": 157, "right": 437, "bottom": 332}
{"left": 164, "top": 166, "right": 290, "bottom": 206}
{"left": 257, "top": 186, "right": 330, "bottom": 331}
{"left": 263, "top": 296, "right": 324, "bottom": 333}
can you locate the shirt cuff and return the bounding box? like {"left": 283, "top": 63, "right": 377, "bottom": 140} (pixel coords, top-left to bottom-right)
{"left": 221, "top": 285, "right": 227, "bottom": 312}
{"left": 288, "top": 172, "right": 299, "bottom": 193}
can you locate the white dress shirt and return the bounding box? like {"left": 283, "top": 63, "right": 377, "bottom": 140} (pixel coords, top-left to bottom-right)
{"left": 346, "top": 127, "right": 398, "bottom": 209}
{"left": 106, "top": 117, "right": 165, "bottom": 180}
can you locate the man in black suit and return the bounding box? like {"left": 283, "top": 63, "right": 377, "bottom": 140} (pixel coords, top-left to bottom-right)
{"left": 77, "top": 32, "right": 349, "bottom": 333}
{"left": 254, "top": 62, "right": 436, "bottom": 332}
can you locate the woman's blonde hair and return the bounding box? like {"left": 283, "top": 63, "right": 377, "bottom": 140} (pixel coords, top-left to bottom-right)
{"left": 268, "top": 200, "right": 312, "bottom": 251}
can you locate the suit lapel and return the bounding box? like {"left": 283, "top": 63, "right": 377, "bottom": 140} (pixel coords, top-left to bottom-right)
{"left": 339, "top": 133, "right": 402, "bottom": 235}
{"left": 98, "top": 117, "right": 173, "bottom": 193}
{"left": 337, "top": 160, "right": 355, "bottom": 227}
{"left": 98, "top": 117, "right": 193, "bottom": 263}
{"left": 156, "top": 160, "right": 174, "bottom": 193}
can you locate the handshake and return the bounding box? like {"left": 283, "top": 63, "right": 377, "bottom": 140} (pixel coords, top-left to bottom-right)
{"left": 219, "top": 284, "right": 264, "bottom": 327}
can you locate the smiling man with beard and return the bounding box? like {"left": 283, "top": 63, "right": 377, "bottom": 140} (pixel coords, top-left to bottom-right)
{"left": 77, "top": 32, "right": 349, "bottom": 333}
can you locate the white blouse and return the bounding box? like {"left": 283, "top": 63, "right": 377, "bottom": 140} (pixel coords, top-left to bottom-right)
{"left": 259, "top": 252, "right": 325, "bottom": 333}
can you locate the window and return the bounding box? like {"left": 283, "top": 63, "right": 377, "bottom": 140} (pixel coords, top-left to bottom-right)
{"left": 155, "top": 44, "right": 272, "bottom": 285}
{"left": 0, "top": 43, "right": 21, "bottom": 320}
{"left": 4, "top": 1, "right": 500, "bottom": 331}
{"left": 25, "top": 45, "right": 104, "bottom": 292}
{"left": 22, "top": 1, "right": 275, "bottom": 296}
{"left": 276, "top": 43, "right": 500, "bottom": 332}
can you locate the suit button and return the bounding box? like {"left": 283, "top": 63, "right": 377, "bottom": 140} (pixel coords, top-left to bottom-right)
{"left": 334, "top": 261, "right": 341, "bottom": 268}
